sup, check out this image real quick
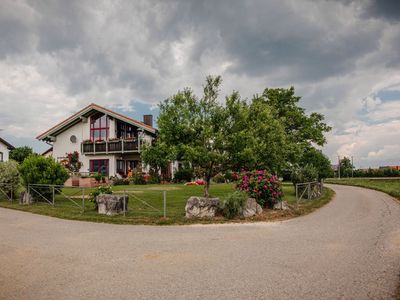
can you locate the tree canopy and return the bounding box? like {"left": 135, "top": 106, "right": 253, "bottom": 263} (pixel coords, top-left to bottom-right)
{"left": 10, "top": 146, "right": 33, "bottom": 164}
{"left": 144, "top": 76, "right": 331, "bottom": 196}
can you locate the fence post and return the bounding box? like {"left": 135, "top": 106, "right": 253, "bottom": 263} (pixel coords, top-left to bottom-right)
{"left": 82, "top": 188, "right": 85, "bottom": 212}
{"left": 308, "top": 183, "right": 310, "bottom": 200}
{"left": 163, "top": 191, "right": 166, "bottom": 218}
{"left": 123, "top": 190, "right": 126, "bottom": 217}
{"left": 52, "top": 186, "right": 55, "bottom": 206}
{"left": 296, "top": 184, "right": 299, "bottom": 209}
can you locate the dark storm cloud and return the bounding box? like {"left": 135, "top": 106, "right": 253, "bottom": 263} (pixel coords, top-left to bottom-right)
{"left": 363, "top": 0, "right": 400, "bottom": 22}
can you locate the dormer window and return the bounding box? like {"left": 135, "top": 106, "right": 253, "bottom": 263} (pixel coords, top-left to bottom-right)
{"left": 90, "top": 113, "right": 109, "bottom": 141}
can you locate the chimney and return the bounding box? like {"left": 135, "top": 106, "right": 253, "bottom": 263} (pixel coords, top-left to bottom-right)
{"left": 143, "top": 115, "right": 153, "bottom": 127}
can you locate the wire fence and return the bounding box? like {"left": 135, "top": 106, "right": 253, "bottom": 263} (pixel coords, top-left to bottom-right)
{"left": 0, "top": 183, "right": 14, "bottom": 202}
{"left": 19, "top": 184, "right": 169, "bottom": 218}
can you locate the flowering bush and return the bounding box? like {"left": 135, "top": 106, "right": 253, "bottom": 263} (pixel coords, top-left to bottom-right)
{"left": 64, "top": 151, "right": 82, "bottom": 173}
{"left": 237, "top": 170, "right": 283, "bottom": 208}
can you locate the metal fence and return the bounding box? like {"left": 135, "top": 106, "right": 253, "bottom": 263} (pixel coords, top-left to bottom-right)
{"left": 24, "top": 184, "right": 168, "bottom": 218}
{"left": 0, "top": 183, "right": 14, "bottom": 201}
{"left": 295, "top": 181, "right": 324, "bottom": 208}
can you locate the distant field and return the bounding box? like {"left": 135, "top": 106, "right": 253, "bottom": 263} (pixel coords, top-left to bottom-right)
{"left": 0, "top": 182, "right": 333, "bottom": 225}
{"left": 325, "top": 178, "right": 400, "bottom": 200}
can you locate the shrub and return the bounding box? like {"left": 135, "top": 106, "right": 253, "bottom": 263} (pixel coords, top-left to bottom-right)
{"left": 19, "top": 155, "right": 69, "bottom": 200}
{"left": 291, "top": 164, "right": 318, "bottom": 186}
{"left": 173, "top": 168, "right": 193, "bottom": 183}
{"left": 19, "top": 155, "right": 69, "bottom": 186}
{"left": 64, "top": 151, "right": 82, "bottom": 173}
{"left": 9, "top": 146, "right": 33, "bottom": 164}
{"left": 0, "top": 160, "right": 20, "bottom": 198}
{"left": 237, "top": 170, "right": 283, "bottom": 208}
{"left": 131, "top": 172, "right": 146, "bottom": 185}
{"left": 148, "top": 174, "right": 161, "bottom": 184}
{"left": 92, "top": 172, "right": 105, "bottom": 183}
{"left": 90, "top": 185, "right": 112, "bottom": 201}
{"left": 112, "top": 178, "right": 130, "bottom": 186}
{"left": 222, "top": 191, "right": 248, "bottom": 219}
{"left": 213, "top": 173, "right": 225, "bottom": 183}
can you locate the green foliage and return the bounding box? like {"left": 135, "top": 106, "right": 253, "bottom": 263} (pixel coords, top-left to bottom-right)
{"left": 141, "top": 142, "right": 171, "bottom": 180}
{"left": 339, "top": 157, "right": 354, "bottom": 178}
{"left": 9, "top": 146, "right": 33, "bottom": 164}
{"left": 148, "top": 170, "right": 161, "bottom": 184}
{"left": 19, "top": 155, "right": 69, "bottom": 186}
{"left": 90, "top": 185, "right": 113, "bottom": 202}
{"left": 213, "top": 173, "right": 225, "bottom": 183}
{"left": 300, "top": 147, "right": 333, "bottom": 179}
{"left": 173, "top": 168, "right": 193, "bottom": 183}
{"left": 131, "top": 172, "right": 146, "bottom": 185}
{"left": 0, "top": 160, "right": 20, "bottom": 198}
{"left": 237, "top": 170, "right": 283, "bottom": 208}
{"left": 92, "top": 172, "right": 105, "bottom": 182}
{"left": 112, "top": 178, "right": 130, "bottom": 186}
{"left": 222, "top": 191, "right": 248, "bottom": 219}
{"left": 291, "top": 164, "right": 319, "bottom": 185}
{"left": 352, "top": 168, "right": 400, "bottom": 177}
{"left": 154, "top": 76, "right": 331, "bottom": 197}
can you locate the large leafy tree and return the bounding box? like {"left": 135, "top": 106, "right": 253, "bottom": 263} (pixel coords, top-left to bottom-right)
{"left": 300, "top": 147, "right": 333, "bottom": 179}
{"left": 10, "top": 146, "right": 33, "bottom": 164}
{"left": 339, "top": 156, "right": 354, "bottom": 177}
{"left": 157, "top": 76, "right": 227, "bottom": 197}
{"left": 256, "top": 87, "right": 331, "bottom": 166}
{"left": 141, "top": 142, "right": 171, "bottom": 180}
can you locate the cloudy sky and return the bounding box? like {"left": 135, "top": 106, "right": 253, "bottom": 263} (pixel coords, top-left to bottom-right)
{"left": 0, "top": 0, "right": 399, "bottom": 168}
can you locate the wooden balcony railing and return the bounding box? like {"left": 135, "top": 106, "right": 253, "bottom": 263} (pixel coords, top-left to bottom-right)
{"left": 81, "top": 139, "right": 139, "bottom": 154}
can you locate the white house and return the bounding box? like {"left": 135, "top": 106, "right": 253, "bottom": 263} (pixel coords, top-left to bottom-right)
{"left": 37, "top": 103, "right": 160, "bottom": 177}
{"left": 0, "top": 137, "right": 15, "bottom": 162}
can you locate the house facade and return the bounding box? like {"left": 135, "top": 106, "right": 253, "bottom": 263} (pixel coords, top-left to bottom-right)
{"left": 0, "top": 137, "right": 15, "bottom": 162}
{"left": 37, "top": 103, "right": 158, "bottom": 177}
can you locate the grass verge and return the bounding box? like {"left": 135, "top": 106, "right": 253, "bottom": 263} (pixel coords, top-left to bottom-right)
{"left": 0, "top": 183, "right": 334, "bottom": 225}
{"left": 325, "top": 178, "right": 400, "bottom": 200}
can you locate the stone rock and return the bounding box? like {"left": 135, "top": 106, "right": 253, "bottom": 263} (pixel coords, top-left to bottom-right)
{"left": 241, "top": 198, "right": 263, "bottom": 217}
{"left": 96, "top": 194, "right": 129, "bottom": 216}
{"left": 273, "top": 201, "right": 290, "bottom": 210}
{"left": 19, "top": 192, "right": 33, "bottom": 205}
{"left": 185, "top": 197, "right": 220, "bottom": 218}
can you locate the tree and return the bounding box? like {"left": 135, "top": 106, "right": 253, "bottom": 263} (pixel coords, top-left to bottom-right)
{"left": 157, "top": 76, "right": 227, "bottom": 197}
{"left": 339, "top": 157, "right": 354, "bottom": 177}
{"left": 10, "top": 146, "right": 33, "bottom": 164}
{"left": 141, "top": 142, "right": 171, "bottom": 180}
{"left": 0, "top": 160, "right": 20, "bottom": 198}
{"left": 256, "top": 87, "right": 331, "bottom": 166}
{"left": 300, "top": 147, "right": 334, "bottom": 179}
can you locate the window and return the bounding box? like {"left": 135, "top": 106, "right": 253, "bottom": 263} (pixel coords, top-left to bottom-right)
{"left": 116, "top": 120, "right": 136, "bottom": 139}
{"left": 116, "top": 160, "right": 125, "bottom": 175}
{"left": 90, "top": 113, "right": 109, "bottom": 141}
{"left": 90, "top": 159, "right": 109, "bottom": 176}
{"left": 0, "top": 152, "right": 3, "bottom": 162}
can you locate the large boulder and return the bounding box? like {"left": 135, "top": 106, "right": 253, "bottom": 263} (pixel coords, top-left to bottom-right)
{"left": 273, "top": 201, "right": 290, "bottom": 210}
{"left": 19, "top": 192, "right": 33, "bottom": 205}
{"left": 185, "top": 197, "right": 220, "bottom": 218}
{"left": 96, "top": 194, "right": 129, "bottom": 216}
{"left": 241, "top": 198, "right": 263, "bottom": 217}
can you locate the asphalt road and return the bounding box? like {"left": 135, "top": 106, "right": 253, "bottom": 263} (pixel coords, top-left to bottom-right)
{"left": 1, "top": 184, "right": 400, "bottom": 299}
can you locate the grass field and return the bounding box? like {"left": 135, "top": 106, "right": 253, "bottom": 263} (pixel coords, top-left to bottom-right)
{"left": 0, "top": 182, "right": 333, "bottom": 225}
{"left": 325, "top": 178, "right": 400, "bottom": 200}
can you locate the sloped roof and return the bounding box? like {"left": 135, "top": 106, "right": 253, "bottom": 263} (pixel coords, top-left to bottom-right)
{"left": 37, "top": 103, "right": 156, "bottom": 141}
{"left": 0, "top": 137, "right": 15, "bottom": 150}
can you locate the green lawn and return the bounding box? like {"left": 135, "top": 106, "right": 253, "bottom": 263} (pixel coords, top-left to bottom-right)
{"left": 0, "top": 182, "right": 333, "bottom": 225}
{"left": 325, "top": 178, "right": 400, "bottom": 200}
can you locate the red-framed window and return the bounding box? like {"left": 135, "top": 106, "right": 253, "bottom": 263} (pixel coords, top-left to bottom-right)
{"left": 90, "top": 159, "right": 109, "bottom": 176}
{"left": 90, "top": 113, "right": 109, "bottom": 141}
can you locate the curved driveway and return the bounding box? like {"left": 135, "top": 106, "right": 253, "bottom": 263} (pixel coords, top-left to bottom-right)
{"left": 1, "top": 184, "right": 400, "bottom": 299}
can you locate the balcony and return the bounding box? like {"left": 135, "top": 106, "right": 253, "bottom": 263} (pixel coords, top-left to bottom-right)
{"left": 81, "top": 139, "right": 139, "bottom": 154}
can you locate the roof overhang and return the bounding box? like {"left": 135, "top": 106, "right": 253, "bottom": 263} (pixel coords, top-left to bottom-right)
{"left": 0, "top": 137, "right": 15, "bottom": 150}
{"left": 37, "top": 103, "right": 157, "bottom": 141}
